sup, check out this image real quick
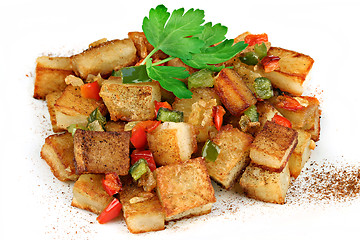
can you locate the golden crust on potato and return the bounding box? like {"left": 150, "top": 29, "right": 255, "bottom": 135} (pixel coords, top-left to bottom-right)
{"left": 259, "top": 47, "right": 314, "bottom": 96}
{"left": 73, "top": 130, "right": 130, "bottom": 175}
{"left": 99, "top": 77, "right": 161, "bottom": 121}
{"left": 71, "top": 39, "right": 137, "bottom": 79}
{"left": 41, "top": 132, "right": 78, "bottom": 181}
{"left": 147, "top": 122, "right": 197, "bottom": 166}
{"left": 54, "top": 85, "right": 107, "bottom": 130}
{"left": 206, "top": 125, "right": 253, "bottom": 189}
{"left": 119, "top": 177, "right": 165, "bottom": 234}
{"left": 71, "top": 174, "right": 113, "bottom": 214}
{"left": 154, "top": 157, "right": 216, "bottom": 221}
{"left": 239, "top": 162, "right": 291, "bottom": 204}
{"left": 34, "top": 56, "right": 73, "bottom": 99}
{"left": 250, "top": 121, "right": 298, "bottom": 172}
{"left": 214, "top": 68, "right": 257, "bottom": 116}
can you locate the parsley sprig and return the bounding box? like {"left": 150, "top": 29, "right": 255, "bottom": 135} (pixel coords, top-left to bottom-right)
{"left": 132, "top": 4, "right": 248, "bottom": 98}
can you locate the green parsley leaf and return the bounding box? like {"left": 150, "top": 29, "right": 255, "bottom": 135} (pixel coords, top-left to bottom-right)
{"left": 146, "top": 61, "right": 192, "bottom": 99}
{"left": 142, "top": 4, "right": 205, "bottom": 60}
{"left": 182, "top": 22, "right": 248, "bottom": 71}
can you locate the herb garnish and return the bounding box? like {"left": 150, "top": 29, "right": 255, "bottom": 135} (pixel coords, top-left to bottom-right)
{"left": 123, "top": 4, "right": 248, "bottom": 98}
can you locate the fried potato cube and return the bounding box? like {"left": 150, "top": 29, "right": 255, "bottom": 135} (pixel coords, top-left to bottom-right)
{"left": 232, "top": 59, "right": 263, "bottom": 92}
{"left": 288, "top": 130, "right": 313, "bottom": 178}
{"left": 71, "top": 39, "right": 137, "bottom": 79}
{"left": 154, "top": 158, "right": 216, "bottom": 221}
{"left": 45, "top": 91, "right": 63, "bottom": 132}
{"left": 206, "top": 125, "right": 253, "bottom": 189}
{"left": 272, "top": 95, "right": 321, "bottom": 141}
{"left": 99, "top": 77, "right": 161, "bottom": 121}
{"left": 147, "top": 122, "right": 197, "bottom": 166}
{"left": 40, "top": 132, "right": 79, "bottom": 181}
{"left": 187, "top": 99, "right": 218, "bottom": 142}
{"left": 250, "top": 121, "right": 298, "bottom": 172}
{"left": 172, "top": 87, "right": 220, "bottom": 122}
{"left": 34, "top": 56, "right": 73, "bottom": 99}
{"left": 54, "top": 85, "right": 107, "bottom": 130}
{"left": 119, "top": 177, "right": 165, "bottom": 234}
{"left": 73, "top": 130, "right": 130, "bottom": 175}
{"left": 71, "top": 174, "right": 113, "bottom": 214}
{"left": 239, "top": 162, "right": 291, "bottom": 204}
{"left": 214, "top": 68, "right": 257, "bottom": 116}
{"left": 259, "top": 47, "right": 314, "bottom": 96}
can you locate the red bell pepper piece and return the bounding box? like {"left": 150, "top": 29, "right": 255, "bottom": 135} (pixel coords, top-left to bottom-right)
{"left": 272, "top": 114, "right": 292, "bottom": 128}
{"left": 96, "top": 198, "right": 122, "bottom": 224}
{"left": 102, "top": 173, "right": 122, "bottom": 196}
{"left": 276, "top": 95, "right": 304, "bottom": 111}
{"left": 261, "top": 55, "right": 280, "bottom": 73}
{"left": 80, "top": 81, "right": 101, "bottom": 100}
{"left": 212, "top": 106, "right": 226, "bottom": 131}
{"left": 130, "top": 121, "right": 161, "bottom": 149}
{"left": 131, "top": 149, "right": 156, "bottom": 171}
{"left": 154, "top": 101, "right": 172, "bottom": 116}
{"left": 244, "top": 33, "right": 268, "bottom": 46}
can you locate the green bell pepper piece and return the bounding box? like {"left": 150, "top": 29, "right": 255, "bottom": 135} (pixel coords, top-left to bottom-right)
{"left": 244, "top": 105, "right": 259, "bottom": 122}
{"left": 129, "top": 158, "right": 149, "bottom": 181}
{"left": 188, "top": 69, "right": 215, "bottom": 89}
{"left": 202, "top": 140, "right": 221, "bottom": 162}
{"left": 253, "top": 77, "right": 274, "bottom": 100}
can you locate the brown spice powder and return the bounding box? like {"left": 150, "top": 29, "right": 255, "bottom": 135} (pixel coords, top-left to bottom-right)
{"left": 287, "top": 158, "right": 360, "bottom": 204}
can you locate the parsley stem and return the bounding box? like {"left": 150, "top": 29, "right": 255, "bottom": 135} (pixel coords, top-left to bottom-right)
{"left": 152, "top": 57, "right": 175, "bottom": 66}
{"left": 141, "top": 47, "right": 159, "bottom": 66}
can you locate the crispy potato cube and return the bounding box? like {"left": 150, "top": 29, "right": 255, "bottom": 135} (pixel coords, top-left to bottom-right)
{"left": 272, "top": 95, "right": 321, "bottom": 141}
{"left": 99, "top": 77, "right": 161, "bottom": 121}
{"left": 259, "top": 47, "right": 314, "bottom": 96}
{"left": 71, "top": 39, "right": 137, "bottom": 79}
{"left": 71, "top": 174, "right": 113, "bottom": 214}
{"left": 239, "top": 162, "right": 291, "bottom": 204}
{"left": 45, "top": 91, "right": 63, "bottom": 132}
{"left": 214, "top": 68, "right": 257, "bottom": 116}
{"left": 34, "top": 56, "right": 73, "bottom": 99}
{"left": 288, "top": 130, "right": 313, "bottom": 178}
{"left": 147, "top": 122, "right": 197, "bottom": 166}
{"left": 54, "top": 85, "right": 107, "bottom": 130}
{"left": 187, "top": 99, "right": 218, "bottom": 142}
{"left": 206, "top": 125, "right": 253, "bottom": 189}
{"left": 250, "top": 121, "right": 298, "bottom": 172}
{"left": 73, "top": 130, "right": 130, "bottom": 175}
{"left": 155, "top": 158, "right": 216, "bottom": 221}
{"left": 40, "top": 132, "right": 78, "bottom": 181}
{"left": 119, "top": 177, "right": 165, "bottom": 233}
{"left": 172, "top": 87, "right": 221, "bottom": 122}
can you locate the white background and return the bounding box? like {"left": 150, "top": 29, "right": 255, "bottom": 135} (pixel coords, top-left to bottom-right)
{"left": 1, "top": 0, "right": 360, "bottom": 239}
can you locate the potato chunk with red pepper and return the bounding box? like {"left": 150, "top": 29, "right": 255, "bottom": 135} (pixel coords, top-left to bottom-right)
{"left": 71, "top": 174, "right": 113, "bottom": 214}
{"left": 214, "top": 68, "right": 257, "bottom": 116}
{"left": 154, "top": 157, "right": 216, "bottom": 221}
{"left": 54, "top": 85, "right": 107, "bottom": 130}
